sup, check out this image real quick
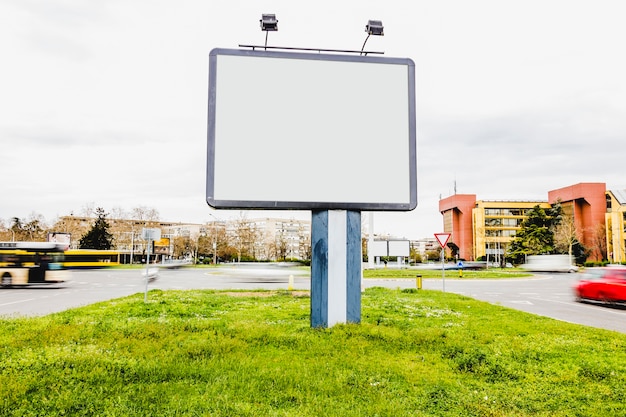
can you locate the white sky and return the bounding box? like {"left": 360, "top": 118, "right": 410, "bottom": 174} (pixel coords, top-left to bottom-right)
{"left": 1, "top": 0, "right": 625, "bottom": 239}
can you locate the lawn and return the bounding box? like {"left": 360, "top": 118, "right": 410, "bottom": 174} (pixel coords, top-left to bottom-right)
{"left": 1, "top": 288, "right": 624, "bottom": 416}
{"left": 363, "top": 267, "right": 532, "bottom": 279}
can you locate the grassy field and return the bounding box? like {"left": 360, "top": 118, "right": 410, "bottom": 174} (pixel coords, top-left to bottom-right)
{"left": 363, "top": 267, "right": 532, "bottom": 279}
{"left": 1, "top": 288, "right": 624, "bottom": 416}
{"left": 132, "top": 263, "right": 531, "bottom": 279}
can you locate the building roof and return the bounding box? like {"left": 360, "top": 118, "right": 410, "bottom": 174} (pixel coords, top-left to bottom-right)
{"left": 610, "top": 189, "right": 626, "bottom": 205}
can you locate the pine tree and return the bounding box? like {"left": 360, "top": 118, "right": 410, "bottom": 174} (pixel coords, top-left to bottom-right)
{"left": 79, "top": 208, "right": 114, "bottom": 250}
{"left": 508, "top": 204, "right": 563, "bottom": 264}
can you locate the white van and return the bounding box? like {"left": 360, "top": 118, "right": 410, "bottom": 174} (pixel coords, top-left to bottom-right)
{"left": 521, "top": 255, "right": 578, "bottom": 273}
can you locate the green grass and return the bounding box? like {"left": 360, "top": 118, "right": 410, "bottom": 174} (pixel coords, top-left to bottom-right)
{"left": 113, "top": 263, "right": 530, "bottom": 279}
{"left": 1, "top": 288, "right": 625, "bottom": 416}
{"left": 363, "top": 267, "right": 532, "bottom": 279}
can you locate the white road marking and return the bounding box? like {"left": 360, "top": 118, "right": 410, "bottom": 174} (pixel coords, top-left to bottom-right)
{"left": 0, "top": 298, "right": 37, "bottom": 306}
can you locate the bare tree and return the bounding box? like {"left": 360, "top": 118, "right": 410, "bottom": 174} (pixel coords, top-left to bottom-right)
{"left": 0, "top": 219, "right": 8, "bottom": 241}
{"left": 554, "top": 215, "right": 580, "bottom": 264}
{"left": 590, "top": 223, "right": 608, "bottom": 261}
{"left": 298, "top": 222, "right": 311, "bottom": 261}
{"left": 231, "top": 214, "right": 260, "bottom": 261}
{"left": 109, "top": 207, "right": 128, "bottom": 220}
{"left": 80, "top": 202, "right": 96, "bottom": 217}
{"left": 131, "top": 206, "right": 160, "bottom": 224}
{"left": 273, "top": 230, "right": 288, "bottom": 261}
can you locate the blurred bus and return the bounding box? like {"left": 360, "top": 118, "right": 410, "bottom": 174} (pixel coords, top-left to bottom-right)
{"left": 63, "top": 249, "right": 120, "bottom": 268}
{"left": 0, "top": 242, "right": 70, "bottom": 287}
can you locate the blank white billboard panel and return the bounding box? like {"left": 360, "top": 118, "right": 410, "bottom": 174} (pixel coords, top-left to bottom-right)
{"left": 388, "top": 240, "right": 410, "bottom": 257}
{"left": 207, "top": 48, "right": 416, "bottom": 211}
{"left": 370, "top": 240, "right": 389, "bottom": 257}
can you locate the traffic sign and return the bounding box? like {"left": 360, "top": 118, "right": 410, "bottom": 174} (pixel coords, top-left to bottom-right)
{"left": 142, "top": 228, "right": 161, "bottom": 241}
{"left": 434, "top": 233, "right": 451, "bottom": 248}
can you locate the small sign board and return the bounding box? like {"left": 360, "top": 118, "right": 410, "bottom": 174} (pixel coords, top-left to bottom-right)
{"left": 370, "top": 240, "right": 389, "bottom": 257}
{"left": 388, "top": 240, "right": 410, "bottom": 257}
{"left": 142, "top": 228, "right": 161, "bottom": 241}
{"left": 434, "top": 233, "right": 451, "bottom": 248}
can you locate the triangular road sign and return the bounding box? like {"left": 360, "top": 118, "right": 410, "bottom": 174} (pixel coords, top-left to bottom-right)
{"left": 434, "top": 233, "right": 451, "bottom": 248}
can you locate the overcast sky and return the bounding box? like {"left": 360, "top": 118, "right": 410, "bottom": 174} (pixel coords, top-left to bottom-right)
{"left": 2, "top": 0, "right": 625, "bottom": 239}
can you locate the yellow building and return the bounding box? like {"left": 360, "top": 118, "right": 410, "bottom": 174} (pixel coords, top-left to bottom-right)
{"left": 473, "top": 200, "right": 550, "bottom": 261}
{"left": 441, "top": 183, "right": 609, "bottom": 263}
{"left": 606, "top": 190, "right": 626, "bottom": 263}
{"left": 439, "top": 195, "right": 548, "bottom": 261}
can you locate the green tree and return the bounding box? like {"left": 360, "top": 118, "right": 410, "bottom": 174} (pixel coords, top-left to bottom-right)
{"left": 79, "top": 208, "right": 114, "bottom": 250}
{"left": 508, "top": 204, "right": 563, "bottom": 264}
{"left": 447, "top": 242, "right": 460, "bottom": 260}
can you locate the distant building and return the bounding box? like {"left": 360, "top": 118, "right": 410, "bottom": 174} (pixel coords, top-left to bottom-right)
{"left": 410, "top": 238, "right": 439, "bottom": 258}
{"left": 225, "top": 217, "right": 311, "bottom": 261}
{"left": 440, "top": 197, "right": 549, "bottom": 261}
{"left": 548, "top": 183, "right": 607, "bottom": 261}
{"left": 439, "top": 183, "right": 609, "bottom": 262}
{"left": 606, "top": 189, "right": 626, "bottom": 263}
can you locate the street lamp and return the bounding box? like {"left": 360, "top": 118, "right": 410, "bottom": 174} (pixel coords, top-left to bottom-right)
{"left": 208, "top": 213, "right": 221, "bottom": 264}
{"left": 260, "top": 13, "right": 278, "bottom": 49}
{"left": 361, "top": 19, "right": 384, "bottom": 55}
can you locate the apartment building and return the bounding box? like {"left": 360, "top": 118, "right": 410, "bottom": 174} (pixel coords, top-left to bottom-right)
{"left": 606, "top": 190, "right": 626, "bottom": 263}
{"left": 440, "top": 197, "right": 549, "bottom": 261}
{"left": 440, "top": 183, "right": 609, "bottom": 262}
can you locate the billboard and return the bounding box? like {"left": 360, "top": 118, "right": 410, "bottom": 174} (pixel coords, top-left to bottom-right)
{"left": 47, "top": 232, "right": 71, "bottom": 246}
{"left": 369, "top": 240, "right": 389, "bottom": 257}
{"left": 207, "top": 48, "right": 417, "bottom": 211}
{"left": 388, "top": 240, "right": 410, "bottom": 257}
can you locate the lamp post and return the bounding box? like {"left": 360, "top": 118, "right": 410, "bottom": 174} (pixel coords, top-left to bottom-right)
{"left": 208, "top": 213, "right": 220, "bottom": 264}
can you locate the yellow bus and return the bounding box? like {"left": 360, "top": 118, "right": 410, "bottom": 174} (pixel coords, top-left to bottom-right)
{"left": 63, "top": 249, "right": 120, "bottom": 268}
{"left": 0, "top": 242, "right": 70, "bottom": 287}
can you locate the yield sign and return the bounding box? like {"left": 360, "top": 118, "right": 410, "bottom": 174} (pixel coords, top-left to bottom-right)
{"left": 434, "top": 233, "right": 451, "bottom": 248}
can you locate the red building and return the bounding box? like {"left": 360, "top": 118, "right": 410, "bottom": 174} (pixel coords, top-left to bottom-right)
{"left": 439, "top": 183, "right": 606, "bottom": 262}
{"left": 548, "top": 183, "right": 606, "bottom": 261}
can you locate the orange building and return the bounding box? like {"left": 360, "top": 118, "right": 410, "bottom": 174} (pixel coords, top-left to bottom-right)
{"left": 439, "top": 183, "right": 607, "bottom": 262}
{"left": 548, "top": 183, "right": 607, "bottom": 261}
{"left": 439, "top": 194, "right": 477, "bottom": 261}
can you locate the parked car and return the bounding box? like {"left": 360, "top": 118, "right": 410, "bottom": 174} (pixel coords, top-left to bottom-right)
{"left": 574, "top": 267, "right": 626, "bottom": 304}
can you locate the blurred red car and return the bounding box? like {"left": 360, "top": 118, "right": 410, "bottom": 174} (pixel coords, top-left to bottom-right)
{"left": 574, "top": 267, "right": 626, "bottom": 304}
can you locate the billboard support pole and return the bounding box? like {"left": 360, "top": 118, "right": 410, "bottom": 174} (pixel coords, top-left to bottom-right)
{"left": 311, "top": 210, "right": 361, "bottom": 328}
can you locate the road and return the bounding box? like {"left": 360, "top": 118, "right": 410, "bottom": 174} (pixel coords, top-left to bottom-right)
{"left": 1, "top": 265, "right": 625, "bottom": 334}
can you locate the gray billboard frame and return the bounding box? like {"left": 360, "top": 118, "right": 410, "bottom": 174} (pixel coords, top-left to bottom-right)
{"left": 206, "top": 48, "right": 417, "bottom": 211}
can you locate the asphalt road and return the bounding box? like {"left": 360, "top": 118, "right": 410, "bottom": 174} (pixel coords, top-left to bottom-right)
{"left": 1, "top": 265, "right": 625, "bottom": 334}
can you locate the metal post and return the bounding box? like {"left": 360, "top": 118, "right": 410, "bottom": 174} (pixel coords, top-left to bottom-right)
{"left": 144, "top": 239, "right": 151, "bottom": 303}
{"left": 311, "top": 210, "right": 361, "bottom": 328}
{"left": 441, "top": 247, "right": 446, "bottom": 292}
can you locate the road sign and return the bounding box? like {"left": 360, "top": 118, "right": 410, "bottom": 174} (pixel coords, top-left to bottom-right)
{"left": 142, "top": 228, "right": 161, "bottom": 241}
{"left": 434, "top": 233, "right": 451, "bottom": 248}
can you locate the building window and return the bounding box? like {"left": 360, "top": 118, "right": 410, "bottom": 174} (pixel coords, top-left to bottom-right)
{"left": 485, "top": 218, "right": 502, "bottom": 227}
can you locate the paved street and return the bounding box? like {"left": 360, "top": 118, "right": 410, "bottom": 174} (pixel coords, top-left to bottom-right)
{"left": 1, "top": 266, "right": 625, "bottom": 334}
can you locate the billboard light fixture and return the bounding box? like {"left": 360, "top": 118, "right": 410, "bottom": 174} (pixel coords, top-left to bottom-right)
{"left": 260, "top": 14, "right": 278, "bottom": 31}
{"left": 361, "top": 19, "right": 384, "bottom": 55}
{"left": 260, "top": 14, "right": 278, "bottom": 50}
{"left": 365, "top": 20, "right": 384, "bottom": 36}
